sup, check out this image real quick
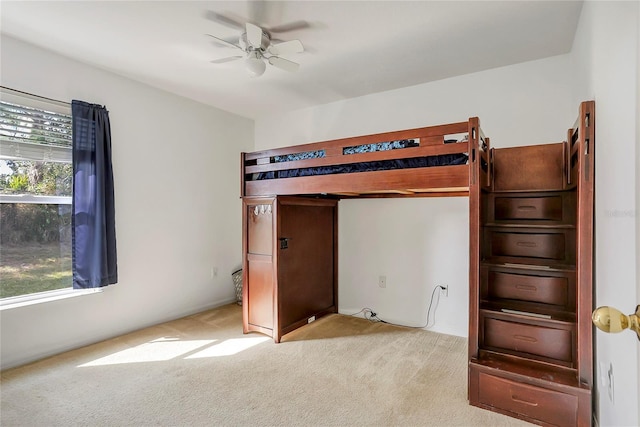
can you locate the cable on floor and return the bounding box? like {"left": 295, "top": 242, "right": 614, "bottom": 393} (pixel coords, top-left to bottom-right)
{"left": 349, "top": 285, "right": 445, "bottom": 329}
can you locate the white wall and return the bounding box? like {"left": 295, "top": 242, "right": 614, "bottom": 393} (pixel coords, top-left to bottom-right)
{"left": 571, "top": 2, "right": 639, "bottom": 427}
{"left": 0, "top": 36, "right": 254, "bottom": 370}
{"left": 339, "top": 197, "right": 469, "bottom": 336}
{"left": 255, "top": 54, "right": 575, "bottom": 336}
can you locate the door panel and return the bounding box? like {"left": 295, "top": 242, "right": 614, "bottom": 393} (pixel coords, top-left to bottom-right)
{"left": 247, "top": 255, "right": 273, "bottom": 330}
{"left": 278, "top": 202, "right": 335, "bottom": 329}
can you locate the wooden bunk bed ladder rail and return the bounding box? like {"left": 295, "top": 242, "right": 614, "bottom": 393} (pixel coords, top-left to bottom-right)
{"left": 576, "top": 100, "right": 595, "bottom": 386}
{"left": 470, "top": 118, "right": 478, "bottom": 186}
{"left": 565, "top": 130, "right": 572, "bottom": 188}
{"left": 468, "top": 116, "right": 482, "bottom": 361}
{"left": 468, "top": 118, "right": 491, "bottom": 190}
{"left": 565, "top": 101, "right": 594, "bottom": 190}
{"left": 484, "top": 138, "right": 493, "bottom": 190}
{"left": 580, "top": 103, "right": 594, "bottom": 183}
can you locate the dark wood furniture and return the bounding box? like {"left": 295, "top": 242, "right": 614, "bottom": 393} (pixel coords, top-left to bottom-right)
{"left": 468, "top": 101, "right": 595, "bottom": 426}
{"left": 242, "top": 196, "right": 338, "bottom": 342}
{"left": 241, "top": 118, "right": 489, "bottom": 198}
{"left": 241, "top": 118, "right": 488, "bottom": 343}
{"left": 239, "top": 103, "right": 594, "bottom": 425}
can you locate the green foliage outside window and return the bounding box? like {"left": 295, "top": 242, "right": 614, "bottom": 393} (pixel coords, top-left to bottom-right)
{"left": 1, "top": 160, "right": 73, "bottom": 298}
{"left": 0, "top": 160, "right": 72, "bottom": 196}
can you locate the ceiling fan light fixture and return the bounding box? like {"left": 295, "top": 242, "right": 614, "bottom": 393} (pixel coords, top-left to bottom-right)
{"left": 245, "top": 51, "right": 266, "bottom": 77}
{"left": 208, "top": 21, "right": 303, "bottom": 77}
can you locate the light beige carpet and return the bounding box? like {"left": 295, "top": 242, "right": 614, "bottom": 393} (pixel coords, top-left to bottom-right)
{"left": 1, "top": 304, "right": 531, "bottom": 426}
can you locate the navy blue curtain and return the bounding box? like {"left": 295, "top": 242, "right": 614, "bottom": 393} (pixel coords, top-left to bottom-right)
{"left": 71, "top": 100, "right": 117, "bottom": 289}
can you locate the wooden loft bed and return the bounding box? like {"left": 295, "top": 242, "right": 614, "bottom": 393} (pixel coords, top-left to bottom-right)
{"left": 239, "top": 116, "right": 491, "bottom": 346}
{"left": 239, "top": 103, "right": 594, "bottom": 426}
{"left": 241, "top": 117, "right": 491, "bottom": 198}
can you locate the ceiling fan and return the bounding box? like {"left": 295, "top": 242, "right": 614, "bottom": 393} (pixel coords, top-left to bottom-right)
{"left": 207, "top": 22, "right": 304, "bottom": 77}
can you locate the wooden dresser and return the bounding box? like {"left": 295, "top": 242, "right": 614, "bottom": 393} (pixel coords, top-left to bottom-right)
{"left": 241, "top": 196, "right": 338, "bottom": 342}
{"left": 468, "top": 102, "right": 595, "bottom": 426}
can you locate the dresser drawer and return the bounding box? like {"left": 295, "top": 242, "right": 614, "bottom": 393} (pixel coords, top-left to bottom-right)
{"left": 495, "top": 196, "right": 563, "bottom": 221}
{"left": 477, "top": 372, "right": 578, "bottom": 426}
{"left": 490, "top": 231, "right": 565, "bottom": 260}
{"left": 483, "top": 317, "right": 573, "bottom": 362}
{"left": 489, "top": 271, "right": 568, "bottom": 306}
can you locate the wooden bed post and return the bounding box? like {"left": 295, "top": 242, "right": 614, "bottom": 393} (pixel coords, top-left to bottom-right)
{"left": 576, "top": 100, "right": 595, "bottom": 387}
{"left": 240, "top": 152, "right": 246, "bottom": 198}
{"left": 468, "top": 117, "right": 481, "bottom": 365}
{"left": 565, "top": 130, "right": 572, "bottom": 188}
{"left": 484, "top": 137, "right": 491, "bottom": 189}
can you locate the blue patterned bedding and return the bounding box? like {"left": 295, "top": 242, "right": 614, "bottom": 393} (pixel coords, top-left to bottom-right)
{"left": 258, "top": 139, "right": 468, "bottom": 180}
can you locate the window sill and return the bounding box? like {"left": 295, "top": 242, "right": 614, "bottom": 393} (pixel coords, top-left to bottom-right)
{"left": 0, "top": 288, "right": 103, "bottom": 311}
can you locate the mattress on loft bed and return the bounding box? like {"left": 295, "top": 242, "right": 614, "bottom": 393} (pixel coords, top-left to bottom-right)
{"left": 256, "top": 138, "right": 469, "bottom": 180}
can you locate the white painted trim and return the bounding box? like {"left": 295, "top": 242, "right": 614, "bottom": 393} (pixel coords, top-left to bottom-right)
{"left": 0, "top": 287, "right": 102, "bottom": 310}
{"left": 0, "top": 194, "right": 71, "bottom": 204}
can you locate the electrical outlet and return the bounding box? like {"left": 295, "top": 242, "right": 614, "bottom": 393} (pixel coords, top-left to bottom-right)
{"left": 440, "top": 285, "right": 448, "bottom": 297}
{"left": 378, "top": 275, "right": 386, "bottom": 288}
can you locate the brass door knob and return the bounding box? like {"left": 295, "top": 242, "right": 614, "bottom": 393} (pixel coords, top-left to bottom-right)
{"left": 592, "top": 305, "right": 640, "bottom": 341}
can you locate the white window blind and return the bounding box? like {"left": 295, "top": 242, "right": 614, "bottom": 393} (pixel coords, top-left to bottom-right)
{"left": 0, "top": 87, "right": 72, "bottom": 163}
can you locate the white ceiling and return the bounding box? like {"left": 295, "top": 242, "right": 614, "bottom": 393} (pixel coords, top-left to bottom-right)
{"left": 1, "top": 1, "right": 583, "bottom": 119}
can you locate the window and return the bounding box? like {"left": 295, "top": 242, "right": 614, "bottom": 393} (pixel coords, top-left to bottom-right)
{"left": 0, "top": 88, "right": 73, "bottom": 299}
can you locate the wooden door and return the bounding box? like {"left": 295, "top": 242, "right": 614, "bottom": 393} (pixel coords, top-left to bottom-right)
{"left": 277, "top": 198, "right": 336, "bottom": 333}
{"left": 244, "top": 199, "right": 275, "bottom": 333}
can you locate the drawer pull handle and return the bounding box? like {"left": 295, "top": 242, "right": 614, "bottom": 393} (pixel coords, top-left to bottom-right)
{"left": 513, "top": 334, "right": 537, "bottom": 343}
{"left": 516, "top": 241, "right": 537, "bottom": 248}
{"left": 516, "top": 205, "right": 537, "bottom": 211}
{"left": 515, "top": 284, "right": 537, "bottom": 292}
{"left": 511, "top": 394, "right": 538, "bottom": 407}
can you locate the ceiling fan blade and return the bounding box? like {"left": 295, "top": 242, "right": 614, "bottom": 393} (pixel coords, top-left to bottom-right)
{"left": 268, "top": 56, "right": 300, "bottom": 73}
{"left": 211, "top": 56, "right": 243, "bottom": 64}
{"left": 209, "top": 35, "right": 241, "bottom": 48}
{"left": 246, "top": 23, "right": 263, "bottom": 49}
{"left": 204, "top": 11, "right": 244, "bottom": 30}
{"left": 268, "top": 40, "right": 304, "bottom": 56}
{"left": 268, "top": 21, "right": 311, "bottom": 34}
{"left": 206, "top": 34, "right": 243, "bottom": 51}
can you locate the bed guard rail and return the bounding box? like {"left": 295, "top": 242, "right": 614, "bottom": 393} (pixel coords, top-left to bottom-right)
{"left": 241, "top": 119, "right": 485, "bottom": 197}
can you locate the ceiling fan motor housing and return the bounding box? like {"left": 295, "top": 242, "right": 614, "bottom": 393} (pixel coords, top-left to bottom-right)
{"left": 240, "top": 30, "right": 271, "bottom": 52}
